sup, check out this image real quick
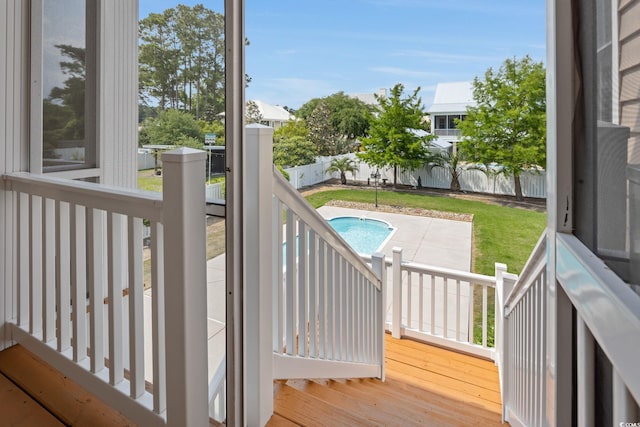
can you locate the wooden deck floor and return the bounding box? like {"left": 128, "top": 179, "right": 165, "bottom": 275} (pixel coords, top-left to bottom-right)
{"left": 269, "top": 334, "right": 505, "bottom": 426}
{"left": 0, "top": 335, "right": 504, "bottom": 426}
{"left": 0, "top": 345, "right": 135, "bottom": 426}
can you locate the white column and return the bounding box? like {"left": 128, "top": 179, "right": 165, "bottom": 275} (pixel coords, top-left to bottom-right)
{"left": 576, "top": 315, "right": 594, "bottom": 427}
{"left": 244, "top": 124, "right": 274, "bottom": 426}
{"left": 392, "top": 247, "right": 402, "bottom": 339}
{"left": 613, "top": 369, "right": 638, "bottom": 427}
{"left": 162, "top": 148, "right": 208, "bottom": 427}
{"left": 371, "top": 252, "right": 386, "bottom": 381}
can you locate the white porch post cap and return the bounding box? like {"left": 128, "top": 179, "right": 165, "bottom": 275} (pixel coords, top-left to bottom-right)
{"left": 161, "top": 147, "right": 207, "bottom": 163}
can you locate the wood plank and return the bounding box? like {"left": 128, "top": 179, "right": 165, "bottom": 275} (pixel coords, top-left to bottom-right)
{"left": 273, "top": 382, "right": 379, "bottom": 427}
{"left": 0, "top": 373, "right": 64, "bottom": 426}
{"left": 385, "top": 335, "right": 497, "bottom": 371}
{"left": 286, "top": 379, "right": 442, "bottom": 427}
{"left": 385, "top": 358, "right": 502, "bottom": 410}
{"left": 315, "top": 378, "right": 491, "bottom": 427}
{"left": 0, "top": 345, "right": 134, "bottom": 426}
{"left": 266, "top": 413, "right": 302, "bottom": 426}
{"left": 385, "top": 346, "right": 500, "bottom": 391}
{"left": 321, "top": 377, "right": 502, "bottom": 426}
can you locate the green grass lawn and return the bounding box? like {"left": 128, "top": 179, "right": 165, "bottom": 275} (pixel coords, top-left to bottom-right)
{"left": 137, "top": 170, "right": 164, "bottom": 192}
{"left": 137, "top": 170, "right": 224, "bottom": 193}
{"left": 305, "top": 188, "right": 545, "bottom": 276}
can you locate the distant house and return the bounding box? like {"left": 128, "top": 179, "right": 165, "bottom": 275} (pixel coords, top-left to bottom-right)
{"left": 248, "top": 99, "right": 294, "bottom": 129}
{"left": 350, "top": 88, "right": 387, "bottom": 106}
{"left": 427, "top": 81, "right": 475, "bottom": 151}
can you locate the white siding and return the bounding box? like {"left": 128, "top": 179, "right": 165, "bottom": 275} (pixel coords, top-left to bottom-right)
{"left": 99, "top": 0, "right": 139, "bottom": 188}
{"left": 1, "top": 1, "right": 139, "bottom": 349}
{"left": 0, "top": 0, "right": 30, "bottom": 350}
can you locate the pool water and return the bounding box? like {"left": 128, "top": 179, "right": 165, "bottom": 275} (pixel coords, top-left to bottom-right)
{"left": 328, "top": 216, "right": 395, "bottom": 255}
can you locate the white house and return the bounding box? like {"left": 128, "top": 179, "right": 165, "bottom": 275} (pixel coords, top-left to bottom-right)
{"left": 1, "top": 1, "right": 640, "bottom": 427}
{"left": 350, "top": 88, "right": 387, "bottom": 106}
{"left": 248, "top": 99, "right": 294, "bottom": 129}
{"left": 427, "top": 81, "right": 475, "bottom": 151}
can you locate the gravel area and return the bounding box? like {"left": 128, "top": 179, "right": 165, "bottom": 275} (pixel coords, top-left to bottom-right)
{"left": 325, "top": 200, "right": 473, "bottom": 222}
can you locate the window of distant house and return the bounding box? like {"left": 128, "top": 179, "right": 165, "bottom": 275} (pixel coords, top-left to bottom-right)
{"left": 448, "top": 115, "right": 460, "bottom": 129}
{"left": 40, "top": 0, "right": 97, "bottom": 172}
{"left": 435, "top": 116, "right": 446, "bottom": 129}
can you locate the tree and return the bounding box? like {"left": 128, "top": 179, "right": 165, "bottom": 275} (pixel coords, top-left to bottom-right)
{"left": 139, "top": 109, "right": 203, "bottom": 147}
{"left": 272, "top": 136, "right": 318, "bottom": 168}
{"left": 427, "top": 150, "right": 464, "bottom": 191}
{"left": 274, "top": 119, "right": 309, "bottom": 140}
{"left": 245, "top": 100, "right": 263, "bottom": 124}
{"left": 357, "top": 84, "right": 432, "bottom": 187}
{"left": 326, "top": 157, "right": 359, "bottom": 185}
{"left": 457, "top": 56, "right": 546, "bottom": 201}
{"left": 307, "top": 101, "right": 341, "bottom": 156}
{"left": 297, "top": 91, "right": 372, "bottom": 145}
{"left": 43, "top": 44, "right": 87, "bottom": 150}
{"left": 139, "top": 5, "right": 229, "bottom": 117}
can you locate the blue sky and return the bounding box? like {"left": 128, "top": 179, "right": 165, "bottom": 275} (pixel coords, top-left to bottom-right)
{"left": 140, "top": 0, "right": 546, "bottom": 109}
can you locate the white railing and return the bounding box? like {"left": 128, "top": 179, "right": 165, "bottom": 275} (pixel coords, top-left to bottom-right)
{"left": 205, "top": 182, "right": 225, "bottom": 200}
{"left": 208, "top": 356, "right": 226, "bottom": 423}
{"left": 272, "top": 168, "right": 386, "bottom": 380}
{"left": 434, "top": 128, "right": 462, "bottom": 137}
{"left": 500, "top": 232, "right": 546, "bottom": 426}
{"left": 555, "top": 234, "right": 640, "bottom": 426}
{"left": 3, "top": 148, "right": 210, "bottom": 427}
{"left": 368, "top": 248, "right": 503, "bottom": 359}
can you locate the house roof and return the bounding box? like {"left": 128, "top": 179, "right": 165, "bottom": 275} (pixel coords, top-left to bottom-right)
{"left": 427, "top": 81, "right": 475, "bottom": 114}
{"left": 249, "top": 100, "right": 294, "bottom": 122}
{"left": 429, "top": 138, "right": 453, "bottom": 150}
{"left": 350, "top": 89, "right": 387, "bottom": 106}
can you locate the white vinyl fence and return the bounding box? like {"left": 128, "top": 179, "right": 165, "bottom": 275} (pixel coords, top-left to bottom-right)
{"left": 284, "top": 153, "right": 546, "bottom": 199}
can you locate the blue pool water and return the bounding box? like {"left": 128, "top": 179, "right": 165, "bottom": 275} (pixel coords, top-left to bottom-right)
{"left": 282, "top": 216, "right": 395, "bottom": 262}
{"left": 327, "top": 216, "right": 395, "bottom": 255}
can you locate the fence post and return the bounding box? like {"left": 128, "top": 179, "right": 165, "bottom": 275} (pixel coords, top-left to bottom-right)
{"left": 162, "top": 147, "right": 208, "bottom": 427}
{"left": 244, "top": 124, "right": 274, "bottom": 426}
{"left": 371, "top": 252, "right": 386, "bottom": 381}
{"left": 392, "top": 247, "right": 402, "bottom": 339}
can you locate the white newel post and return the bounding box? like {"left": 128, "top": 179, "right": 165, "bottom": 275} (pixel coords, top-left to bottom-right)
{"left": 392, "top": 247, "right": 403, "bottom": 339}
{"left": 162, "top": 148, "right": 208, "bottom": 427}
{"left": 244, "top": 124, "right": 274, "bottom": 426}
{"left": 494, "top": 263, "right": 508, "bottom": 361}
{"left": 498, "top": 266, "right": 518, "bottom": 423}
{"left": 371, "top": 252, "right": 386, "bottom": 381}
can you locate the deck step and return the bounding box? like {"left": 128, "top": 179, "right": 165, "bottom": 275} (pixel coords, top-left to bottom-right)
{"left": 267, "top": 335, "right": 505, "bottom": 427}
{"left": 0, "top": 345, "right": 134, "bottom": 426}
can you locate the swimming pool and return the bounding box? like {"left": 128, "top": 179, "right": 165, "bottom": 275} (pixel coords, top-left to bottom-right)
{"left": 328, "top": 216, "right": 396, "bottom": 255}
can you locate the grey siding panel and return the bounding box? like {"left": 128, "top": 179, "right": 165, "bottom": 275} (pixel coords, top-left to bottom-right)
{"left": 620, "top": 0, "right": 635, "bottom": 12}
{"left": 620, "top": 0, "right": 640, "bottom": 163}
{"left": 620, "top": 67, "right": 640, "bottom": 103}
{"left": 620, "top": 0, "right": 640, "bottom": 41}
{"left": 620, "top": 32, "right": 640, "bottom": 72}
{"left": 99, "top": 0, "right": 139, "bottom": 188}
{"left": 1, "top": 0, "right": 29, "bottom": 350}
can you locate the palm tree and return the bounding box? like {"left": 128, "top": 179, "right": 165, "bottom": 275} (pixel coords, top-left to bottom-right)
{"left": 427, "top": 150, "right": 464, "bottom": 191}
{"left": 326, "top": 157, "right": 359, "bottom": 185}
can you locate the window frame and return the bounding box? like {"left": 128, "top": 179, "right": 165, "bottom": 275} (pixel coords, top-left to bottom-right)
{"left": 30, "top": 0, "right": 101, "bottom": 179}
